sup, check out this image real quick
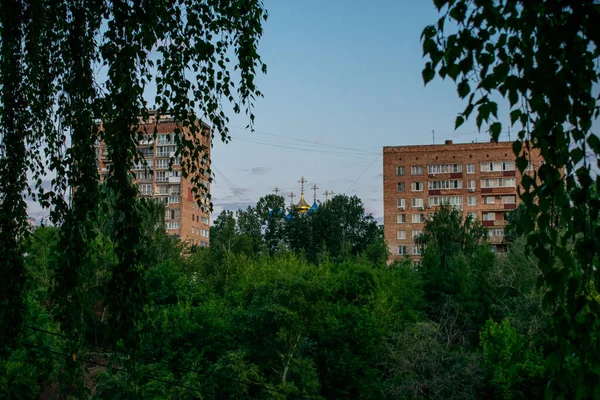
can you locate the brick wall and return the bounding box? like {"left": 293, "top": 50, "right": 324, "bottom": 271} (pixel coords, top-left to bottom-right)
{"left": 382, "top": 140, "right": 543, "bottom": 262}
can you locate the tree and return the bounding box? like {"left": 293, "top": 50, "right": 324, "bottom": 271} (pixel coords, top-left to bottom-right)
{"left": 0, "top": 0, "right": 267, "bottom": 394}
{"left": 422, "top": 1, "right": 600, "bottom": 395}
{"left": 291, "top": 194, "right": 386, "bottom": 264}
{"left": 418, "top": 206, "right": 494, "bottom": 339}
{"left": 256, "top": 194, "right": 287, "bottom": 254}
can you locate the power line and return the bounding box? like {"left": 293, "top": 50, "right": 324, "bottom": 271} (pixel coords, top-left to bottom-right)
{"left": 228, "top": 135, "right": 377, "bottom": 159}
{"left": 227, "top": 124, "right": 379, "bottom": 155}
{"left": 212, "top": 167, "right": 249, "bottom": 201}
{"left": 346, "top": 155, "right": 381, "bottom": 193}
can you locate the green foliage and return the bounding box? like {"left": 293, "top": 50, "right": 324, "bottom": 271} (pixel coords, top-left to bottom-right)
{"left": 419, "top": 206, "right": 494, "bottom": 339}
{"left": 1, "top": 6, "right": 267, "bottom": 398}
{"left": 423, "top": 1, "right": 600, "bottom": 395}
{"left": 0, "top": 295, "right": 59, "bottom": 400}
{"left": 210, "top": 193, "right": 387, "bottom": 266}
{"left": 480, "top": 319, "right": 546, "bottom": 399}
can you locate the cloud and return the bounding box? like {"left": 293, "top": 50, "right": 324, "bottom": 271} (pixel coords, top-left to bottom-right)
{"left": 235, "top": 166, "right": 272, "bottom": 175}
{"left": 212, "top": 200, "right": 256, "bottom": 212}
{"left": 249, "top": 166, "right": 272, "bottom": 175}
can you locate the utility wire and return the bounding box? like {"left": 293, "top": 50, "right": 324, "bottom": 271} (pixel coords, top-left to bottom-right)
{"left": 228, "top": 135, "right": 377, "bottom": 159}
{"left": 212, "top": 167, "right": 249, "bottom": 201}
{"left": 346, "top": 155, "right": 381, "bottom": 193}
{"left": 24, "top": 325, "right": 315, "bottom": 400}
{"left": 227, "top": 124, "right": 379, "bottom": 155}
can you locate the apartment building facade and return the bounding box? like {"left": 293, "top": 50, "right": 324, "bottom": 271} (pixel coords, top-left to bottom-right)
{"left": 383, "top": 140, "right": 543, "bottom": 262}
{"left": 96, "top": 112, "right": 211, "bottom": 247}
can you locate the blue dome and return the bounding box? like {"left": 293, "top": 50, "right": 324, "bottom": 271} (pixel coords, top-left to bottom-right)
{"left": 268, "top": 208, "right": 285, "bottom": 217}
{"left": 285, "top": 212, "right": 293, "bottom": 220}
{"left": 307, "top": 201, "right": 319, "bottom": 215}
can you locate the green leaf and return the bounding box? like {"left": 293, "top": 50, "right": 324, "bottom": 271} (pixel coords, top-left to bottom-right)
{"left": 457, "top": 79, "right": 470, "bottom": 98}
{"left": 455, "top": 115, "right": 465, "bottom": 129}
{"left": 587, "top": 133, "right": 600, "bottom": 154}
{"left": 490, "top": 122, "right": 502, "bottom": 140}
{"left": 422, "top": 63, "right": 435, "bottom": 84}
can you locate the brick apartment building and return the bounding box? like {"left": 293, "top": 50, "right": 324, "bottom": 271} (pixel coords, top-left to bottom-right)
{"left": 383, "top": 139, "right": 543, "bottom": 262}
{"left": 96, "top": 111, "right": 211, "bottom": 247}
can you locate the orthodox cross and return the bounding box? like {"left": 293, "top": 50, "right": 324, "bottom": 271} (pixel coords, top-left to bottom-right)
{"left": 311, "top": 184, "right": 319, "bottom": 202}
{"left": 298, "top": 176, "right": 306, "bottom": 194}
{"left": 273, "top": 186, "right": 281, "bottom": 195}
{"left": 289, "top": 192, "right": 295, "bottom": 205}
{"left": 323, "top": 190, "right": 330, "bottom": 202}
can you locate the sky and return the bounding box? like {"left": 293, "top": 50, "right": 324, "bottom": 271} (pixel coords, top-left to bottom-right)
{"left": 26, "top": 0, "right": 518, "bottom": 224}
{"left": 210, "top": 0, "right": 505, "bottom": 222}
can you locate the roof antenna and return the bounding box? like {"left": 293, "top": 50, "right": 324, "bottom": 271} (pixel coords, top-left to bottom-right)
{"left": 432, "top": 129, "right": 435, "bottom": 145}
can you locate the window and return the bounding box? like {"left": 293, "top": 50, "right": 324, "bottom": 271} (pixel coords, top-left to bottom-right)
{"left": 201, "top": 216, "right": 209, "bottom": 224}
{"left": 156, "top": 145, "right": 175, "bottom": 157}
{"left": 467, "top": 164, "right": 475, "bottom": 174}
{"left": 397, "top": 182, "right": 405, "bottom": 192}
{"left": 166, "top": 209, "right": 180, "bottom": 220}
{"left": 156, "top": 159, "right": 169, "bottom": 169}
{"left": 169, "top": 170, "right": 180, "bottom": 177}
{"left": 412, "top": 198, "right": 424, "bottom": 208}
{"left": 192, "top": 214, "right": 195, "bottom": 222}
{"left": 488, "top": 228, "right": 505, "bottom": 238}
{"left": 397, "top": 166, "right": 405, "bottom": 176}
{"left": 168, "top": 195, "right": 181, "bottom": 204}
{"left": 468, "top": 196, "right": 476, "bottom": 206}
{"left": 483, "top": 212, "right": 496, "bottom": 221}
{"left": 428, "top": 180, "right": 462, "bottom": 190}
{"left": 398, "top": 246, "right": 408, "bottom": 255}
{"left": 429, "top": 196, "right": 463, "bottom": 209}
{"left": 412, "top": 213, "right": 425, "bottom": 223}
{"left": 157, "top": 134, "right": 174, "bottom": 145}
{"left": 397, "top": 214, "right": 406, "bottom": 224}
{"left": 412, "top": 230, "right": 423, "bottom": 239}
{"left": 468, "top": 212, "right": 478, "bottom": 220}
{"left": 156, "top": 185, "right": 168, "bottom": 195}
{"left": 200, "top": 229, "right": 209, "bottom": 238}
{"left": 484, "top": 196, "right": 495, "bottom": 204}
{"left": 480, "top": 178, "right": 516, "bottom": 188}
{"left": 132, "top": 161, "right": 148, "bottom": 170}
{"left": 481, "top": 161, "right": 516, "bottom": 172}
{"left": 155, "top": 171, "right": 168, "bottom": 182}
{"left": 467, "top": 180, "right": 476, "bottom": 190}
{"left": 170, "top": 184, "right": 180, "bottom": 195}
{"left": 502, "top": 195, "right": 516, "bottom": 204}
{"left": 139, "top": 184, "right": 152, "bottom": 196}
{"left": 166, "top": 221, "right": 180, "bottom": 230}
{"left": 428, "top": 164, "right": 462, "bottom": 174}
{"left": 411, "top": 166, "right": 423, "bottom": 175}
{"left": 397, "top": 230, "right": 407, "bottom": 240}
{"left": 397, "top": 198, "right": 406, "bottom": 209}
{"left": 412, "top": 246, "right": 422, "bottom": 255}
{"left": 411, "top": 182, "right": 423, "bottom": 191}
{"left": 135, "top": 171, "right": 152, "bottom": 181}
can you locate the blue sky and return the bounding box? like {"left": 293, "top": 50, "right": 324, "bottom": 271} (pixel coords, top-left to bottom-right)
{"left": 26, "top": 0, "right": 515, "bottom": 224}
{"left": 211, "top": 0, "right": 505, "bottom": 221}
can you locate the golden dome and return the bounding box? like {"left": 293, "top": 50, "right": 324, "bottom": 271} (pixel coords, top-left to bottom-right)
{"left": 295, "top": 193, "right": 311, "bottom": 213}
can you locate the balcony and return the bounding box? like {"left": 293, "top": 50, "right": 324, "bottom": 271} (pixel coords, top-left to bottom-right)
{"left": 168, "top": 176, "right": 181, "bottom": 183}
